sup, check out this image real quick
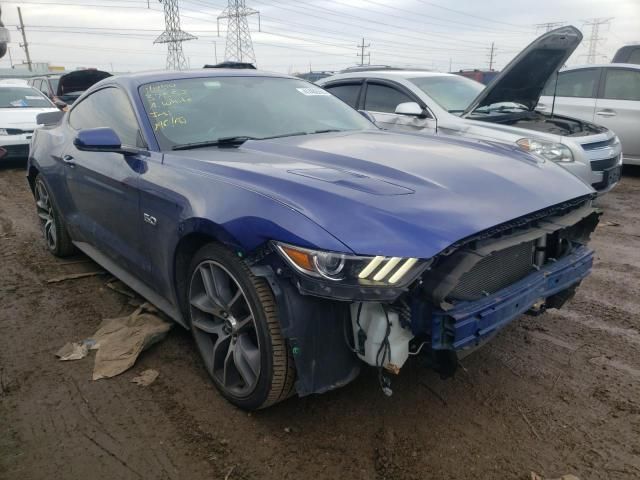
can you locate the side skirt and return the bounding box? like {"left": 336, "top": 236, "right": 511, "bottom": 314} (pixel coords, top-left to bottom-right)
{"left": 73, "top": 241, "right": 186, "bottom": 327}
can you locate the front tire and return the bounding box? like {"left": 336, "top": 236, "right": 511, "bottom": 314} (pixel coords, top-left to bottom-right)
{"left": 34, "top": 175, "right": 75, "bottom": 257}
{"left": 186, "top": 243, "right": 295, "bottom": 410}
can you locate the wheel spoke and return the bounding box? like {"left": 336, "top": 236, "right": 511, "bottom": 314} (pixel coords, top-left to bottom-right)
{"left": 190, "top": 293, "right": 226, "bottom": 318}
{"left": 226, "top": 288, "right": 243, "bottom": 313}
{"left": 234, "top": 314, "right": 253, "bottom": 333}
{"left": 191, "top": 315, "right": 224, "bottom": 335}
{"left": 222, "top": 339, "right": 235, "bottom": 387}
{"left": 234, "top": 333, "right": 260, "bottom": 384}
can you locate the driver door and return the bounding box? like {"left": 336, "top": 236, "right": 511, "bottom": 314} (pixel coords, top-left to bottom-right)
{"left": 362, "top": 80, "right": 436, "bottom": 134}
{"left": 62, "top": 87, "right": 149, "bottom": 280}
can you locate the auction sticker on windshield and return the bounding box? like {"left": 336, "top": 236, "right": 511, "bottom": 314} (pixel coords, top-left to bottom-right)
{"left": 296, "top": 87, "right": 330, "bottom": 96}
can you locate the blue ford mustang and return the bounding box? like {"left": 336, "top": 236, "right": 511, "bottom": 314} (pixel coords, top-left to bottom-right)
{"left": 28, "top": 70, "right": 600, "bottom": 409}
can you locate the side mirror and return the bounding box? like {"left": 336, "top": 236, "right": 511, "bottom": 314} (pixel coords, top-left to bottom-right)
{"left": 74, "top": 127, "right": 123, "bottom": 153}
{"left": 395, "top": 102, "right": 427, "bottom": 118}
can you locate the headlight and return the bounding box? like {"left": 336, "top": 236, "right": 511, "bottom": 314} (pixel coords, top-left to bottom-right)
{"left": 0, "top": 129, "right": 8, "bottom": 136}
{"left": 516, "top": 138, "right": 574, "bottom": 163}
{"left": 274, "top": 242, "right": 427, "bottom": 286}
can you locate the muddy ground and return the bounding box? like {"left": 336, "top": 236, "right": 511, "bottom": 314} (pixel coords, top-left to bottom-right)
{"left": 1, "top": 163, "right": 639, "bottom": 480}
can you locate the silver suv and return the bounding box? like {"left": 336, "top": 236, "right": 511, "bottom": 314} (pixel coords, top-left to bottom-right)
{"left": 538, "top": 63, "right": 640, "bottom": 166}
{"left": 318, "top": 27, "right": 622, "bottom": 194}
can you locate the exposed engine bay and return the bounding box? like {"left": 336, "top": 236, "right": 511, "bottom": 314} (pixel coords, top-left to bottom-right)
{"left": 470, "top": 110, "right": 606, "bottom": 137}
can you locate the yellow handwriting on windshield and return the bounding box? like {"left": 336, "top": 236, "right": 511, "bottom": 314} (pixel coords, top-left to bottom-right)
{"left": 143, "top": 83, "right": 192, "bottom": 131}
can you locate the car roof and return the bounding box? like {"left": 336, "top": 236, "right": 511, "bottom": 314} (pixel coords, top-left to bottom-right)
{"left": 109, "top": 69, "right": 296, "bottom": 90}
{"left": 321, "top": 70, "right": 456, "bottom": 82}
{"left": 560, "top": 63, "right": 640, "bottom": 71}
{"left": 0, "top": 83, "right": 39, "bottom": 88}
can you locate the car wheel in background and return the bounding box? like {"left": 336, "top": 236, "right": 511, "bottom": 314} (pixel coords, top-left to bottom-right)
{"left": 186, "top": 243, "right": 296, "bottom": 410}
{"left": 34, "top": 175, "right": 75, "bottom": 257}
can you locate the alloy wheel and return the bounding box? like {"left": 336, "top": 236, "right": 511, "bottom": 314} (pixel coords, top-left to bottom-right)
{"left": 35, "top": 180, "right": 57, "bottom": 251}
{"left": 189, "top": 260, "right": 262, "bottom": 397}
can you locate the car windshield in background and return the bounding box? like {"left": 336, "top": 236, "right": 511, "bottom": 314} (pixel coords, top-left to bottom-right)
{"left": 409, "top": 75, "right": 484, "bottom": 114}
{"left": 140, "top": 76, "right": 376, "bottom": 150}
{"left": 0, "top": 87, "right": 52, "bottom": 108}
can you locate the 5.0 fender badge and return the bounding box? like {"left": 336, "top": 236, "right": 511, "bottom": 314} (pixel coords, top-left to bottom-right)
{"left": 143, "top": 213, "right": 157, "bottom": 226}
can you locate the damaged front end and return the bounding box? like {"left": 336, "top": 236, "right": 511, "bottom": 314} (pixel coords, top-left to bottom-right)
{"left": 252, "top": 195, "right": 600, "bottom": 396}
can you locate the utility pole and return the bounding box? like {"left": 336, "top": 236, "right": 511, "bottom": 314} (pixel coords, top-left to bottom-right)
{"left": 583, "top": 17, "right": 613, "bottom": 64}
{"left": 488, "top": 42, "right": 496, "bottom": 71}
{"left": 218, "top": 0, "right": 260, "bottom": 65}
{"left": 17, "top": 7, "right": 32, "bottom": 72}
{"left": 154, "top": 0, "right": 196, "bottom": 70}
{"left": 534, "top": 21, "right": 566, "bottom": 33}
{"left": 448, "top": 57, "right": 452, "bottom": 72}
{"left": 357, "top": 38, "right": 370, "bottom": 66}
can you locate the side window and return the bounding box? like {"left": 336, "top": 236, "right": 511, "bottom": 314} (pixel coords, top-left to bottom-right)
{"left": 39, "top": 80, "right": 50, "bottom": 96}
{"left": 324, "top": 83, "right": 361, "bottom": 108}
{"left": 543, "top": 69, "right": 598, "bottom": 98}
{"left": 601, "top": 69, "right": 640, "bottom": 101}
{"left": 69, "top": 88, "right": 143, "bottom": 147}
{"left": 628, "top": 49, "right": 640, "bottom": 65}
{"left": 364, "top": 83, "right": 413, "bottom": 113}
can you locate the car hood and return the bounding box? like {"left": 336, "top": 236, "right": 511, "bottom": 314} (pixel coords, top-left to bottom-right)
{"left": 1, "top": 107, "right": 59, "bottom": 129}
{"left": 57, "top": 69, "right": 112, "bottom": 96}
{"left": 166, "top": 131, "right": 594, "bottom": 258}
{"left": 463, "top": 26, "right": 583, "bottom": 115}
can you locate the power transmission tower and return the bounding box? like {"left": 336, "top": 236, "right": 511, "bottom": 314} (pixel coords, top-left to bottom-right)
{"left": 357, "top": 38, "right": 370, "bottom": 66}
{"left": 154, "top": 0, "right": 196, "bottom": 71}
{"left": 535, "top": 21, "right": 566, "bottom": 33}
{"left": 217, "top": 1, "right": 260, "bottom": 65}
{"left": 17, "top": 7, "right": 32, "bottom": 72}
{"left": 583, "top": 17, "right": 613, "bottom": 64}
{"left": 487, "top": 42, "right": 496, "bottom": 70}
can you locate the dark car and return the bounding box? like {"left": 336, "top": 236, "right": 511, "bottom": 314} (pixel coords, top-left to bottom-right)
{"left": 28, "top": 69, "right": 111, "bottom": 107}
{"left": 28, "top": 70, "right": 600, "bottom": 410}
{"left": 612, "top": 44, "right": 640, "bottom": 65}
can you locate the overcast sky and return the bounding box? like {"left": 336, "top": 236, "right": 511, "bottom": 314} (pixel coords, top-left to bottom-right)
{"left": 0, "top": 0, "right": 638, "bottom": 74}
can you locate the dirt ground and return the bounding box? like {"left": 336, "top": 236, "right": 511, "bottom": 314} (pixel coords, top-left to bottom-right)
{"left": 1, "top": 163, "right": 639, "bottom": 480}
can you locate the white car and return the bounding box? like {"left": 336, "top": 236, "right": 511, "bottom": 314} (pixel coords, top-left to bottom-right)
{"left": 538, "top": 63, "right": 640, "bottom": 165}
{"left": 0, "top": 84, "right": 59, "bottom": 162}
{"left": 318, "top": 27, "right": 623, "bottom": 194}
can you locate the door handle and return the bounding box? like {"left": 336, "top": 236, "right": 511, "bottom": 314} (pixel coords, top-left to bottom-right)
{"left": 62, "top": 154, "right": 76, "bottom": 167}
{"left": 596, "top": 110, "right": 617, "bottom": 117}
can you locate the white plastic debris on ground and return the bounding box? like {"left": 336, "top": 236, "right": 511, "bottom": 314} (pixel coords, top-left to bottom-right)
{"left": 131, "top": 369, "right": 160, "bottom": 387}
{"left": 54, "top": 303, "right": 171, "bottom": 380}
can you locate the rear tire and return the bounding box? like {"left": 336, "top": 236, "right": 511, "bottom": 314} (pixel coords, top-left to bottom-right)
{"left": 186, "top": 243, "right": 296, "bottom": 410}
{"left": 34, "top": 175, "right": 75, "bottom": 257}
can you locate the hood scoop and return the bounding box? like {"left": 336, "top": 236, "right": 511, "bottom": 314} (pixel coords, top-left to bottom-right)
{"left": 288, "top": 167, "right": 414, "bottom": 196}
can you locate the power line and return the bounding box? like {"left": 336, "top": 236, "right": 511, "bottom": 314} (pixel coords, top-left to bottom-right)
{"left": 534, "top": 22, "right": 566, "bottom": 33}
{"left": 217, "top": 0, "right": 259, "bottom": 64}
{"left": 154, "top": 0, "right": 197, "bottom": 70}
{"left": 582, "top": 17, "right": 613, "bottom": 64}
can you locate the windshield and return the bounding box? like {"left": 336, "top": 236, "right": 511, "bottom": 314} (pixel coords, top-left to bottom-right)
{"left": 140, "top": 76, "right": 376, "bottom": 150}
{"left": 0, "top": 87, "right": 53, "bottom": 108}
{"left": 49, "top": 78, "right": 59, "bottom": 93}
{"left": 409, "top": 75, "right": 484, "bottom": 113}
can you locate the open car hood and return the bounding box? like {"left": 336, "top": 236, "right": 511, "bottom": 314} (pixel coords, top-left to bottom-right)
{"left": 462, "top": 26, "right": 582, "bottom": 116}
{"left": 57, "top": 69, "right": 112, "bottom": 96}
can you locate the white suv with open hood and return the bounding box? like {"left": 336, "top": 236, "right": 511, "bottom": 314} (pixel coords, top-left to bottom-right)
{"left": 318, "top": 27, "right": 623, "bottom": 194}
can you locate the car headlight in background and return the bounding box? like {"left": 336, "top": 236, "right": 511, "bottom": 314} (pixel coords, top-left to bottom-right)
{"left": 274, "top": 242, "right": 427, "bottom": 286}
{"left": 516, "top": 138, "right": 574, "bottom": 163}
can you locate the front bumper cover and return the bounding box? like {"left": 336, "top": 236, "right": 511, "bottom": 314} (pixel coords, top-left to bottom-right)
{"left": 430, "top": 245, "right": 593, "bottom": 351}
